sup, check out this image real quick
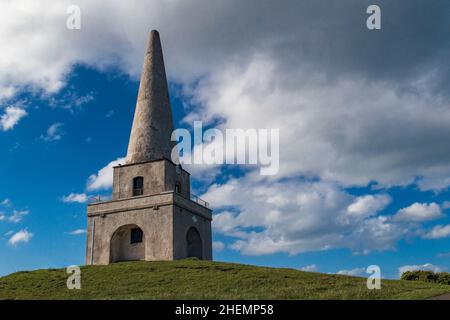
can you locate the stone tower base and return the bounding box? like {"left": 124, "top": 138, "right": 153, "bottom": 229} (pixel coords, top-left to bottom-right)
{"left": 86, "top": 191, "right": 212, "bottom": 265}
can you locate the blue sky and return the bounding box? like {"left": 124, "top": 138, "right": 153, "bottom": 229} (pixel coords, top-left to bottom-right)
{"left": 1, "top": 0, "right": 450, "bottom": 279}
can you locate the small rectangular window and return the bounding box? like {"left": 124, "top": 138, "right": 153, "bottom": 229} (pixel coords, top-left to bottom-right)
{"left": 130, "top": 228, "right": 143, "bottom": 244}
{"left": 133, "top": 177, "right": 144, "bottom": 196}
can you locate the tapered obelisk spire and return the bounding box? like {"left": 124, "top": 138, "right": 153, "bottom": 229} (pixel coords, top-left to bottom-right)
{"left": 126, "top": 30, "right": 175, "bottom": 164}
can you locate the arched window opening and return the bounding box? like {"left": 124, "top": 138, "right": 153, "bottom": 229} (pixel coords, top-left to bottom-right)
{"left": 133, "top": 176, "right": 144, "bottom": 196}
{"left": 175, "top": 182, "right": 181, "bottom": 194}
{"left": 110, "top": 224, "right": 145, "bottom": 263}
{"left": 186, "top": 227, "right": 202, "bottom": 259}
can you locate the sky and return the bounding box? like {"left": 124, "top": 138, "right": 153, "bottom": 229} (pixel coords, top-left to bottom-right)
{"left": 1, "top": 0, "right": 450, "bottom": 279}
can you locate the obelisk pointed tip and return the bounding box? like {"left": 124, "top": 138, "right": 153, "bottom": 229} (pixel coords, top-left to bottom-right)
{"left": 125, "top": 29, "right": 174, "bottom": 164}
{"left": 144, "top": 30, "right": 162, "bottom": 55}
{"left": 149, "top": 30, "right": 160, "bottom": 43}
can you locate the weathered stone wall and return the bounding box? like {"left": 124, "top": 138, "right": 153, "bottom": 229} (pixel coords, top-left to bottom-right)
{"left": 86, "top": 191, "right": 212, "bottom": 264}
{"left": 164, "top": 161, "right": 190, "bottom": 199}
{"left": 112, "top": 159, "right": 190, "bottom": 200}
{"left": 172, "top": 199, "right": 213, "bottom": 261}
{"left": 86, "top": 204, "right": 173, "bottom": 265}
{"left": 112, "top": 161, "right": 165, "bottom": 200}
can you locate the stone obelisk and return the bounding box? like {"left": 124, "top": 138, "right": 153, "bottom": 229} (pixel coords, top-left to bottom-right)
{"left": 86, "top": 30, "right": 212, "bottom": 265}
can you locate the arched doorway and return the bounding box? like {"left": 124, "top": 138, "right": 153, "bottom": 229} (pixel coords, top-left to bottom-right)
{"left": 186, "top": 227, "right": 202, "bottom": 259}
{"left": 110, "top": 224, "right": 145, "bottom": 263}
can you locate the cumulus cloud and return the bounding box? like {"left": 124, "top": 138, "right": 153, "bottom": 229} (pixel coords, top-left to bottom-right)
{"left": 0, "top": 106, "right": 27, "bottom": 131}
{"left": 2, "top": 1, "right": 449, "bottom": 93}
{"left": 189, "top": 55, "right": 450, "bottom": 190}
{"left": 336, "top": 268, "right": 366, "bottom": 277}
{"left": 423, "top": 225, "right": 450, "bottom": 239}
{"left": 346, "top": 194, "right": 391, "bottom": 219}
{"left": 1, "top": 1, "right": 450, "bottom": 186}
{"left": 207, "top": 176, "right": 408, "bottom": 256}
{"left": 40, "top": 122, "right": 64, "bottom": 142}
{"left": 8, "top": 229, "right": 33, "bottom": 246}
{"left": 398, "top": 263, "right": 444, "bottom": 277}
{"left": 300, "top": 264, "right": 318, "bottom": 272}
{"left": 0, "top": 86, "right": 16, "bottom": 102}
{"left": 1, "top": 0, "right": 450, "bottom": 192}
{"left": 62, "top": 192, "right": 87, "bottom": 203}
{"left": 87, "top": 157, "right": 125, "bottom": 191}
{"left": 394, "top": 203, "right": 442, "bottom": 222}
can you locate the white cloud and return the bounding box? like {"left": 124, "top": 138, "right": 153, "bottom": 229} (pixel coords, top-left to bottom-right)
{"left": 212, "top": 241, "right": 225, "bottom": 252}
{"left": 48, "top": 91, "right": 95, "bottom": 110}
{"left": 0, "top": 86, "right": 15, "bottom": 102}
{"left": 0, "top": 1, "right": 448, "bottom": 192}
{"left": 190, "top": 55, "right": 450, "bottom": 191}
{"left": 300, "top": 264, "right": 318, "bottom": 272}
{"left": 62, "top": 193, "right": 87, "bottom": 203}
{"left": 1, "top": 198, "right": 11, "bottom": 206}
{"left": 8, "top": 229, "right": 33, "bottom": 246}
{"left": 398, "top": 263, "right": 444, "bottom": 277}
{"left": 212, "top": 211, "right": 242, "bottom": 236}
{"left": 336, "top": 268, "right": 366, "bottom": 277}
{"left": 346, "top": 194, "right": 391, "bottom": 219}
{"left": 67, "top": 229, "right": 87, "bottom": 235}
{"left": 7, "top": 210, "right": 29, "bottom": 223}
{"left": 40, "top": 122, "right": 64, "bottom": 141}
{"left": 0, "top": 199, "right": 30, "bottom": 223}
{"left": 87, "top": 157, "right": 125, "bottom": 191}
{"left": 0, "top": 106, "right": 27, "bottom": 131}
{"left": 423, "top": 225, "right": 450, "bottom": 239}
{"left": 394, "top": 202, "right": 442, "bottom": 222}
{"left": 207, "top": 176, "right": 408, "bottom": 256}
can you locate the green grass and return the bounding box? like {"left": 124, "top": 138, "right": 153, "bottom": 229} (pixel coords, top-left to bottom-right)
{"left": 0, "top": 259, "right": 449, "bottom": 300}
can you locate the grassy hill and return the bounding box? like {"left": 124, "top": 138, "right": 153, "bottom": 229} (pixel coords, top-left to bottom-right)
{"left": 0, "top": 259, "right": 449, "bottom": 300}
